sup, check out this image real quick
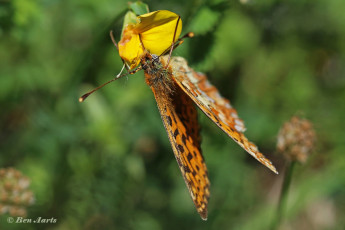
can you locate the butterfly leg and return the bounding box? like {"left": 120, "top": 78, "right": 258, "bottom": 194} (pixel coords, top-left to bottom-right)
{"left": 110, "top": 30, "right": 119, "bottom": 50}
{"left": 110, "top": 30, "right": 132, "bottom": 72}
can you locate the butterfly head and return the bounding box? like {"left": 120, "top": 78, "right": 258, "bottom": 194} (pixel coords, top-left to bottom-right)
{"left": 141, "top": 52, "right": 164, "bottom": 72}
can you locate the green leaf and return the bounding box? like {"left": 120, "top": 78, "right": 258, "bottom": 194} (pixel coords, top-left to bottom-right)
{"left": 121, "top": 2, "right": 150, "bottom": 37}
{"left": 128, "top": 1, "right": 149, "bottom": 16}
{"left": 122, "top": 11, "right": 137, "bottom": 35}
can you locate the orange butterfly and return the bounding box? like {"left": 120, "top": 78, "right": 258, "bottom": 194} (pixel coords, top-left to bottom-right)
{"left": 80, "top": 10, "right": 277, "bottom": 220}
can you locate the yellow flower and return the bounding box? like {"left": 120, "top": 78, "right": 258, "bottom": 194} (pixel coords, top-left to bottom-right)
{"left": 118, "top": 10, "right": 182, "bottom": 70}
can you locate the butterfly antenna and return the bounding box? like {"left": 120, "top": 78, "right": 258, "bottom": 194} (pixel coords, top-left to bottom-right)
{"left": 171, "top": 32, "right": 194, "bottom": 51}
{"left": 179, "top": 32, "right": 194, "bottom": 41}
{"left": 160, "top": 32, "right": 194, "bottom": 62}
{"left": 110, "top": 30, "right": 119, "bottom": 50}
{"left": 79, "top": 64, "right": 139, "bottom": 102}
{"left": 165, "top": 16, "right": 181, "bottom": 69}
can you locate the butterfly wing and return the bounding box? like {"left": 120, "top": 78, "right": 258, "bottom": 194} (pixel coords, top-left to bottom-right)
{"left": 163, "top": 56, "right": 278, "bottom": 174}
{"left": 147, "top": 74, "right": 210, "bottom": 220}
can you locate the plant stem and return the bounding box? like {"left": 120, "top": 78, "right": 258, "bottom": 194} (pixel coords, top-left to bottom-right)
{"left": 271, "top": 161, "right": 296, "bottom": 230}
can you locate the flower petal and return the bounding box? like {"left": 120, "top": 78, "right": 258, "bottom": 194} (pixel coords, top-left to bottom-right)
{"left": 137, "top": 10, "right": 182, "bottom": 55}
{"left": 118, "top": 24, "right": 144, "bottom": 69}
{"left": 118, "top": 10, "right": 182, "bottom": 70}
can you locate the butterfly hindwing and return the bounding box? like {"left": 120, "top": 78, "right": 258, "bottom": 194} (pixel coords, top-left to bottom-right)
{"left": 147, "top": 71, "right": 210, "bottom": 220}
{"left": 162, "top": 56, "right": 278, "bottom": 174}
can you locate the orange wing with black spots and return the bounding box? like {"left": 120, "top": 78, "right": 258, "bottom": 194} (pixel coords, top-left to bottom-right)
{"left": 162, "top": 56, "right": 278, "bottom": 174}
{"left": 148, "top": 75, "right": 210, "bottom": 220}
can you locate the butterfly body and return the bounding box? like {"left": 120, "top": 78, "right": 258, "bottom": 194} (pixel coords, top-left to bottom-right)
{"left": 141, "top": 52, "right": 210, "bottom": 219}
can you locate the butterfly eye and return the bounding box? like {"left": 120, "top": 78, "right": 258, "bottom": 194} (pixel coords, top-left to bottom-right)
{"left": 141, "top": 61, "right": 148, "bottom": 70}
{"left": 144, "top": 56, "right": 151, "bottom": 65}
{"left": 152, "top": 54, "right": 160, "bottom": 63}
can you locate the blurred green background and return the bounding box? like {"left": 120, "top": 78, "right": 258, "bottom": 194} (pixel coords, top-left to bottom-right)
{"left": 1, "top": 0, "right": 345, "bottom": 229}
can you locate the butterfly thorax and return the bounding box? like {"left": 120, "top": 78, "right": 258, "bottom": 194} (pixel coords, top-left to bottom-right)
{"left": 141, "top": 52, "right": 175, "bottom": 102}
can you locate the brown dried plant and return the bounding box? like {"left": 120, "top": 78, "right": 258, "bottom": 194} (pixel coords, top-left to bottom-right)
{"left": 0, "top": 168, "right": 35, "bottom": 217}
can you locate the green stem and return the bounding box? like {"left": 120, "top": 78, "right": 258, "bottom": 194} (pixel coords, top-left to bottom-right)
{"left": 271, "top": 161, "right": 296, "bottom": 230}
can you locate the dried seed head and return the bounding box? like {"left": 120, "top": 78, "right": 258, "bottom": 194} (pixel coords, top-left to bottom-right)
{"left": 0, "top": 168, "right": 35, "bottom": 217}
{"left": 277, "top": 116, "right": 316, "bottom": 163}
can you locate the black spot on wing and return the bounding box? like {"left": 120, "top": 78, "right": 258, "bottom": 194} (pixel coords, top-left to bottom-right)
{"left": 182, "top": 134, "right": 187, "bottom": 145}
{"left": 177, "top": 144, "right": 184, "bottom": 153}
{"left": 193, "top": 151, "right": 197, "bottom": 157}
{"left": 175, "top": 156, "right": 183, "bottom": 167}
{"left": 174, "top": 128, "right": 179, "bottom": 138}
{"left": 184, "top": 165, "right": 191, "bottom": 173}
{"left": 166, "top": 115, "right": 172, "bottom": 126}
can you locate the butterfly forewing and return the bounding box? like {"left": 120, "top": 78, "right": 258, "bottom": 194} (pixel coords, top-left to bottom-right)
{"left": 162, "top": 56, "right": 278, "bottom": 174}
{"left": 143, "top": 53, "right": 210, "bottom": 220}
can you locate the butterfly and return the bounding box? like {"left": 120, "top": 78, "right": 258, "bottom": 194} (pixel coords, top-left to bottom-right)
{"left": 80, "top": 10, "right": 278, "bottom": 220}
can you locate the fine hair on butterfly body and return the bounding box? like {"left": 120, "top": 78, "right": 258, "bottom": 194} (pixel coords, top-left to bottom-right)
{"left": 142, "top": 53, "right": 175, "bottom": 103}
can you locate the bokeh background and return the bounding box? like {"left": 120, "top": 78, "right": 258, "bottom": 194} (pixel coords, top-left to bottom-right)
{"left": 1, "top": 0, "right": 345, "bottom": 229}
